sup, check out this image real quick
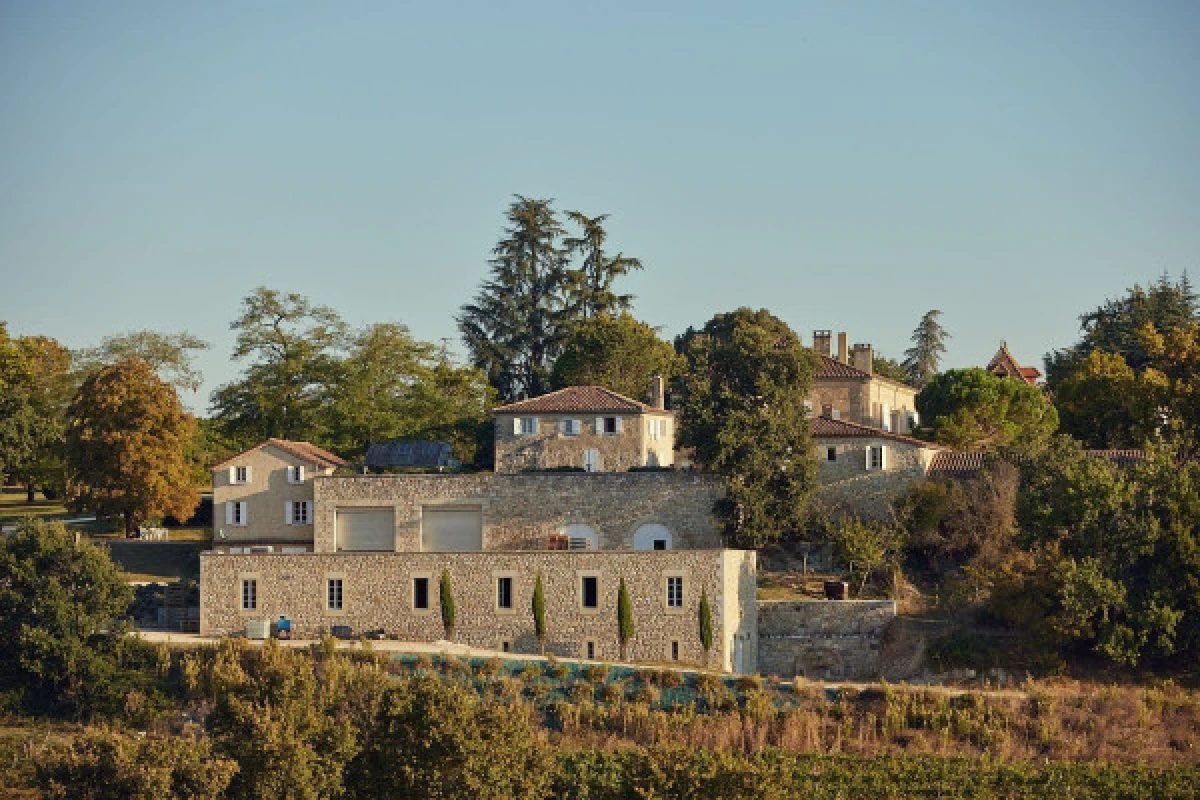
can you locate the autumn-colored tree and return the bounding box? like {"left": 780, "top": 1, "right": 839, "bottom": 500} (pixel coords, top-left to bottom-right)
{"left": 550, "top": 313, "right": 682, "bottom": 403}
{"left": 65, "top": 358, "right": 198, "bottom": 535}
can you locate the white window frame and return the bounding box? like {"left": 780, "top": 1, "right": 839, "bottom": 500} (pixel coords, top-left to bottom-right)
{"left": 561, "top": 418, "right": 582, "bottom": 436}
{"left": 286, "top": 500, "right": 311, "bottom": 525}
{"left": 287, "top": 465, "right": 306, "bottom": 484}
{"left": 326, "top": 576, "right": 344, "bottom": 612}
{"left": 231, "top": 465, "right": 250, "bottom": 485}
{"left": 596, "top": 416, "right": 622, "bottom": 435}
{"left": 240, "top": 577, "right": 257, "bottom": 611}
{"left": 495, "top": 574, "right": 515, "bottom": 613}
{"left": 226, "top": 500, "right": 248, "bottom": 527}
{"left": 515, "top": 417, "right": 539, "bottom": 435}
{"left": 866, "top": 445, "right": 887, "bottom": 471}
{"left": 666, "top": 575, "right": 684, "bottom": 609}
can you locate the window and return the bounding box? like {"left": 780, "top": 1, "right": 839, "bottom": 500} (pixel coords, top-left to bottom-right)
{"left": 867, "top": 445, "right": 886, "bottom": 470}
{"left": 653, "top": 539, "right": 667, "bottom": 551}
{"left": 413, "top": 577, "right": 429, "bottom": 610}
{"left": 497, "top": 576, "right": 513, "bottom": 610}
{"left": 327, "top": 578, "right": 344, "bottom": 611}
{"left": 671, "top": 640, "right": 680, "bottom": 661}
{"left": 227, "top": 501, "right": 248, "bottom": 526}
{"left": 584, "top": 640, "right": 596, "bottom": 660}
{"left": 581, "top": 576, "right": 598, "bottom": 609}
{"left": 827, "top": 447, "right": 837, "bottom": 462}
{"left": 666, "top": 576, "right": 683, "bottom": 608}
{"left": 501, "top": 640, "right": 512, "bottom": 653}
{"left": 515, "top": 417, "right": 538, "bottom": 435}
{"left": 286, "top": 501, "right": 311, "bottom": 525}
{"left": 583, "top": 449, "right": 601, "bottom": 472}
{"left": 241, "top": 579, "right": 257, "bottom": 611}
{"left": 232, "top": 466, "right": 250, "bottom": 484}
{"left": 603, "top": 416, "right": 619, "bottom": 434}
{"left": 561, "top": 418, "right": 581, "bottom": 436}
{"left": 287, "top": 465, "right": 305, "bottom": 483}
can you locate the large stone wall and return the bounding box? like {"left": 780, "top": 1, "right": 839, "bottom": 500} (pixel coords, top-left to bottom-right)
{"left": 200, "top": 549, "right": 756, "bottom": 672}
{"left": 494, "top": 411, "right": 674, "bottom": 473}
{"left": 813, "top": 438, "right": 933, "bottom": 520}
{"left": 758, "top": 600, "right": 895, "bottom": 680}
{"left": 312, "top": 472, "right": 723, "bottom": 552}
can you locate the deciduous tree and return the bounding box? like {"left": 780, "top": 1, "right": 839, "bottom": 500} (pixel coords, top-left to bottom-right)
{"left": 550, "top": 313, "right": 681, "bottom": 403}
{"left": 65, "top": 358, "right": 198, "bottom": 535}
{"left": 677, "top": 309, "right": 819, "bottom": 547}
{"left": 0, "top": 325, "right": 74, "bottom": 500}
{"left": 75, "top": 329, "right": 209, "bottom": 393}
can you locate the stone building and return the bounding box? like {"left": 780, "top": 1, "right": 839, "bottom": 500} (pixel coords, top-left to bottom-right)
{"left": 986, "top": 342, "right": 1042, "bottom": 386}
{"left": 809, "top": 331, "right": 919, "bottom": 433}
{"left": 811, "top": 416, "right": 942, "bottom": 520}
{"left": 211, "top": 439, "right": 346, "bottom": 547}
{"left": 493, "top": 384, "right": 675, "bottom": 473}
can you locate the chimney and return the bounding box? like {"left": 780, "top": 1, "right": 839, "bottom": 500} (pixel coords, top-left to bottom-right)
{"left": 651, "top": 374, "right": 665, "bottom": 410}
{"left": 812, "top": 330, "right": 832, "bottom": 357}
{"left": 836, "top": 332, "right": 849, "bottom": 364}
{"left": 852, "top": 343, "right": 873, "bottom": 375}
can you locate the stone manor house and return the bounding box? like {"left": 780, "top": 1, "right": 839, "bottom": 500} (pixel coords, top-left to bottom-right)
{"left": 202, "top": 364, "right": 951, "bottom": 677}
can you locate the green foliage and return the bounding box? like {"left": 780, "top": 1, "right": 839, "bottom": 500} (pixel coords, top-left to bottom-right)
{"left": 345, "top": 673, "right": 552, "bottom": 799}
{"left": 902, "top": 309, "right": 949, "bottom": 387}
{"left": 0, "top": 325, "right": 73, "bottom": 495}
{"left": 440, "top": 569, "right": 456, "bottom": 640}
{"left": 532, "top": 572, "right": 546, "bottom": 655}
{"left": 0, "top": 520, "right": 135, "bottom": 717}
{"left": 65, "top": 358, "right": 198, "bottom": 535}
{"left": 698, "top": 587, "right": 714, "bottom": 663}
{"left": 916, "top": 367, "right": 1057, "bottom": 453}
{"left": 36, "top": 729, "right": 237, "bottom": 800}
{"left": 75, "top": 329, "right": 209, "bottom": 392}
{"left": 550, "top": 313, "right": 681, "bottom": 402}
{"left": 562, "top": 210, "right": 642, "bottom": 320}
{"left": 677, "top": 308, "right": 819, "bottom": 546}
{"left": 871, "top": 352, "right": 910, "bottom": 384}
{"left": 617, "top": 577, "right": 635, "bottom": 661}
{"left": 826, "top": 516, "right": 907, "bottom": 597}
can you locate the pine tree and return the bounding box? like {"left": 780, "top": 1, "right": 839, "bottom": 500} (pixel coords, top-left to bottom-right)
{"left": 532, "top": 573, "right": 546, "bottom": 655}
{"left": 617, "top": 577, "right": 635, "bottom": 662}
{"left": 902, "top": 310, "right": 950, "bottom": 388}
{"left": 439, "top": 569, "right": 456, "bottom": 641}
{"left": 563, "top": 211, "right": 641, "bottom": 319}
{"left": 459, "top": 196, "right": 569, "bottom": 403}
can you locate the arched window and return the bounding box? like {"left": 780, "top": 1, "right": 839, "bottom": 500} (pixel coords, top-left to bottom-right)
{"left": 633, "top": 523, "right": 673, "bottom": 550}
{"left": 561, "top": 524, "right": 599, "bottom": 550}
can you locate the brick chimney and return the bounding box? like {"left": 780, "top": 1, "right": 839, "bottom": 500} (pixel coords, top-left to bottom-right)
{"left": 852, "top": 343, "right": 873, "bottom": 375}
{"left": 837, "top": 332, "right": 849, "bottom": 364}
{"left": 812, "top": 330, "right": 832, "bottom": 357}
{"left": 650, "top": 374, "right": 665, "bottom": 410}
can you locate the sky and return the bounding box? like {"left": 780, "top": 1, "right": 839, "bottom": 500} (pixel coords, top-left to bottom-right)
{"left": 2, "top": 1, "right": 1198, "bottom": 412}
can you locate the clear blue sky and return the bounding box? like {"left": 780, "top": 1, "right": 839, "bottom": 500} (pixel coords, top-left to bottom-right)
{"left": 2, "top": 1, "right": 1197, "bottom": 411}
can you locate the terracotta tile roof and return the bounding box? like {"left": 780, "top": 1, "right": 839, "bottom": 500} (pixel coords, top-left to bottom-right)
{"left": 928, "top": 451, "right": 996, "bottom": 479}
{"left": 493, "top": 386, "right": 663, "bottom": 415}
{"left": 987, "top": 342, "right": 1041, "bottom": 386}
{"left": 810, "top": 415, "right": 937, "bottom": 448}
{"left": 814, "top": 354, "right": 871, "bottom": 380}
{"left": 211, "top": 439, "right": 347, "bottom": 471}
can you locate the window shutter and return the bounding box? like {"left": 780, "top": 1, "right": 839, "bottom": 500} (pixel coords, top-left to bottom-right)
{"left": 285, "top": 502, "right": 293, "bottom": 525}
{"left": 864, "top": 447, "right": 872, "bottom": 470}
{"left": 614, "top": 417, "right": 623, "bottom": 434}
{"left": 245, "top": 466, "right": 253, "bottom": 483}
{"left": 880, "top": 445, "right": 888, "bottom": 470}
{"left": 513, "top": 417, "right": 522, "bottom": 434}
{"left": 225, "top": 501, "right": 234, "bottom": 524}
{"left": 304, "top": 501, "right": 312, "bottom": 522}
{"left": 297, "top": 465, "right": 305, "bottom": 482}
{"left": 596, "top": 416, "right": 604, "bottom": 434}
{"left": 882, "top": 404, "right": 891, "bottom": 431}
{"left": 241, "top": 502, "right": 248, "bottom": 525}
{"left": 228, "top": 466, "right": 236, "bottom": 484}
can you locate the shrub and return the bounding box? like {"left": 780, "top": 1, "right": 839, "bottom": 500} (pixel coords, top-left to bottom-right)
{"left": 735, "top": 674, "right": 763, "bottom": 692}
{"left": 570, "top": 682, "right": 595, "bottom": 703}
{"left": 660, "top": 670, "right": 684, "bottom": 689}
{"left": 583, "top": 665, "right": 609, "bottom": 684}
{"left": 601, "top": 682, "right": 626, "bottom": 704}
{"left": 633, "top": 684, "right": 661, "bottom": 705}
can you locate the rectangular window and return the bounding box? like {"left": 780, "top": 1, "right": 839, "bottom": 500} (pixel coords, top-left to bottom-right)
{"left": 291, "top": 501, "right": 310, "bottom": 524}
{"left": 603, "top": 416, "right": 618, "bottom": 434}
{"left": 501, "top": 640, "right": 512, "bottom": 653}
{"left": 666, "top": 576, "right": 683, "bottom": 608}
{"left": 803, "top": 400, "right": 814, "bottom": 416}
{"left": 585, "top": 640, "right": 596, "bottom": 660}
{"left": 653, "top": 539, "right": 667, "bottom": 551}
{"left": 497, "top": 576, "right": 513, "bottom": 610}
{"left": 581, "top": 576, "right": 598, "bottom": 609}
{"left": 234, "top": 466, "right": 249, "bottom": 484}
{"left": 671, "top": 640, "right": 680, "bottom": 661}
{"left": 827, "top": 447, "right": 837, "bottom": 462}
{"left": 561, "top": 418, "right": 581, "bottom": 436}
{"left": 518, "top": 417, "right": 538, "bottom": 435}
{"left": 413, "top": 577, "right": 429, "bottom": 610}
{"left": 229, "top": 501, "right": 247, "bottom": 526}
{"left": 241, "top": 579, "right": 257, "bottom": 611}
{"left": 287, "top": 465, "right": 305, "bottom": 483}
{"left": 327, "top": 578, "right": 343, "bottom": 611}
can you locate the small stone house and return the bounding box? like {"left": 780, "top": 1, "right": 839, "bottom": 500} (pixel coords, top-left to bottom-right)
{"left": 211, "top": 439, "right": 347, "bottom": 547}
{"left": 809, "top": 331, "right": 919, "bottom": 433}
{"left": 811, "top": 416, "right": 942, "bottom": 520}
{"left": 493, "top": 384, "right": 675, "bottom": 473}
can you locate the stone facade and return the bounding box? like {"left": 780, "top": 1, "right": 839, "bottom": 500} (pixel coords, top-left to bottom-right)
{"left": 758, "top": 600, "right": 895, "bottom": 680}
{"left": 494, "top": 410, "right": 674, "bottom": 473}
{"left": 200, "top": 549, "right": 757, "bottom": 672}
{"left": 212, "top": 443, "right": 339, "bottom": 546}
{"left": 813, "top": 433, "right": 936, "bottom": 520}
{"left": 810, "top": 376, "right": 918, "bottom": 432}
{"left": 309, "top": 472, "right": 723, "bottom": 552}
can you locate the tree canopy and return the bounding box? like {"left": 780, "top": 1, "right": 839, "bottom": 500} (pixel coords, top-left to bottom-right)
{"left": 676, "top": 308, "right": 819, "bottom": 547}
{"left": 916, "top": 368, "right": 1057, "bottom": 453}
{"left": 75, "top": 330, "right": 209, "bottom": 393}
{"left": 550, "top": 313, "right": 681, "bottom": 403}
{"left": 66, "top": 358, "right": 198, "bottom": 535}
{"left": 0, "top": 324, "right": 74, "bottom": 498}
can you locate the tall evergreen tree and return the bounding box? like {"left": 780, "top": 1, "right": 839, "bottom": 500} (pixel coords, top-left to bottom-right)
{"left": 459, "top": 197, "right": 569, "bottom": 403}
{"left": 563, "top": 211, "right": 641, "bottom": 320}
{"left": 617, "top": 577, "right": 635, "bottom": 661}
{"left": 902, "top": 310, "right": 949, "bottom": 388}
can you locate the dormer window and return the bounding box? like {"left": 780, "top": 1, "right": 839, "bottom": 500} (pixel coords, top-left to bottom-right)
{"left": 287, "top": 465, "right": 306, "bottom": 484}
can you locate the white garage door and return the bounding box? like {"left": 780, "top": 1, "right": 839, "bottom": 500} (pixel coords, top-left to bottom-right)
{"left": 422, "top": 507, "right": 483, "bottom": 552}
{"left": 335, "top": 508, "right": 395, "bottom": 551}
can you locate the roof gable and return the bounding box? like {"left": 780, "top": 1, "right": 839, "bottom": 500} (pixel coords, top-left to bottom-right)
{"left": 494, "top": 386, "right": 661, "bottom": 415}
{"left": 211, "top": 439, "right": 347, "bottom": 471}
{"left": 810, "top": 415, "right": 938, "bottom": 448}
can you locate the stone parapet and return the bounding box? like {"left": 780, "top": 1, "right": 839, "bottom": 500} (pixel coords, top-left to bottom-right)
{"left": 757, "top": 599, "right": 895, "bottom": 680}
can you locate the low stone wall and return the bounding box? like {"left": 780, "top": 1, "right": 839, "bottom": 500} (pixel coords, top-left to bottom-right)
{"left": 201, "top": 549, "right": 756, "bottom": 673}
{"left": 757, "top": 600, "right": 895, "bottom": 680}
{"left": 312, "top": 472, "right": 724, "bottom": 552}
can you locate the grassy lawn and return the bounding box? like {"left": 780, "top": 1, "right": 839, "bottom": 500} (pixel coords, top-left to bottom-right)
{"left": 100, "top": 540, "right": 205, "bottom": 583}
{"left": 0, "top": 487, "right": 70, "bottom": 524}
